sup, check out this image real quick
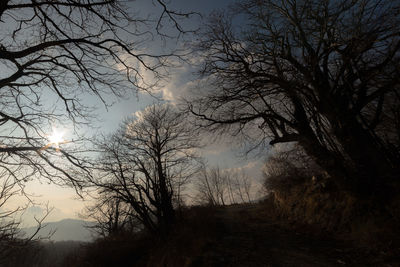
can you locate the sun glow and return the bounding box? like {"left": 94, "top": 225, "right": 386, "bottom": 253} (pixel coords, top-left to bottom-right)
{"left": 48, "top": 129, "right": 65, "bottom": 147}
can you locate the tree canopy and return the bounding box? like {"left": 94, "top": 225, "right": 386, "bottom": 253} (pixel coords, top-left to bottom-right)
{"left": 188, "top": 0, "right": 400, "bottom": 197}
{"left": 0, "top": 0, "right": 193, "bottom": 187}
{"left": 89, "top": 104, "right": 200, "bottom": 236}
{"left": 0, "top": 0, "right": 194, "bottom": 250}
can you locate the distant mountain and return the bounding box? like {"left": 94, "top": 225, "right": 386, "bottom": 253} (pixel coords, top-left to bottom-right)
{"left": 21, "top": 219, "right": 96, "bottom": 242}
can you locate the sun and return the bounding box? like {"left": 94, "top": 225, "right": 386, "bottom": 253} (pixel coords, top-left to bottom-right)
{"left": 48, "top": 129, "right": 65, "bottom": 147}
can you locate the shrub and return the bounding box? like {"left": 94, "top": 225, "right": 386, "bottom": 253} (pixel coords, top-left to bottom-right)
{"left": 263, "top": 145, "right": 322, "bottom": 193}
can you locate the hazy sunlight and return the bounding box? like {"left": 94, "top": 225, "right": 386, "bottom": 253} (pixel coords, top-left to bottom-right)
{"left": 48, "top": 128, "right": 65, "bottom": 148}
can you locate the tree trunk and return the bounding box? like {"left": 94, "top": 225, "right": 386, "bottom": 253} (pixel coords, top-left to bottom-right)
{"left": 298, "top": 137, "right": 351, "bottom": 190}
{"left": 330, "top": 113, "right": 397, "bottom": 198}
{"left": 316, "top": 91, "right": 398, "bottom": 199}
{"left": 156, "top": 154, "right": 175, "bottom": 236}
{"left": 291, "top": 94, "right": 354, "bottom": 192}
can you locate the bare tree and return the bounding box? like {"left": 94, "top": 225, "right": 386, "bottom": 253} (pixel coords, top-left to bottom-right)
{"left": 89, "top": 104, "right": 200, "bottom": 236}
{"left": 0, "top": 0, "right": 195, "bottom": 247}
{"left": 0, "top": 176, "right": 24, "bottom": 261}
{"left": 195, "top": 166, "right": 257, "bottom": 205}
{"left": 0, "top": 0, "right": 196, "bottom": 188}
{"left": 83, "top": 192, "right": 138, "bottom": 238}
{"left": 188, "top": 0, "right": 400, "bottom": 198}
{"left": 231, "top": 171, "right": 253, "bottom": 203}
{"left": 0, "top": 172, "right": 52, "bottom": 264}
{"left": 195, "top": 166, "right": 228, "bottom": 206}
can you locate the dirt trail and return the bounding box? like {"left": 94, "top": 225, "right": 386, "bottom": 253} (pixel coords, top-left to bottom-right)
{"left": 191, "top": 204, "right": 397, "bottom": 267}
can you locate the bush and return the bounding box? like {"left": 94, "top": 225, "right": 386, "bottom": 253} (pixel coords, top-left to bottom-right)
{"left": 263, "top": 145, "right": 322, "bottom": 193}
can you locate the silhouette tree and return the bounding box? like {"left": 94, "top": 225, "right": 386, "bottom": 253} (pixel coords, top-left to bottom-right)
{"left": 83, "top": 193, "right": 138, "bottom": 238}
{"left": 89, "top": 104, "right": 200, "bottom": 236}
{"left": 0, "top": 174, "right": 52, "bottom": 266}
{"left": 195, "top": 166, "right": 228, "bottom": 206}
{"left": 0, "top": 0, "right": 194, "bottom": 188}
{"left": 188, "top": 0, "right": 400, "bottom": 197}
{"left": 195, "top": 166, "right": 256, "bottom": 205}
{"left": 0, "top": 0, "right": 194, "bottom": 253}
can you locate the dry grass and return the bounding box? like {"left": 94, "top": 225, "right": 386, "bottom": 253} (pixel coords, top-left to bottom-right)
{"left": 58, "top": 198, "right": 400, "bottom": 266}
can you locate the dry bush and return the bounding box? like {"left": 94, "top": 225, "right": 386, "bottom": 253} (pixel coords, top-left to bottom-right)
{"left": 263, "top": 148, "right": 400, "bottom": 250}
{"left": 263, "top": 145, "right": 323, "bottom": 194}
{"left": 263, "top": 156, "right": 306, "bottom": 193}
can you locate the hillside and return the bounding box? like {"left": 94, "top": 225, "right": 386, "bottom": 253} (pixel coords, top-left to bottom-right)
{"left": 147, "top": 204, "right": 398, "bottom": 266}
{"left": 70, "top": 201, "right": 399, "bottom": 266}
{"left": 21, "top": 219, "right": 95, "bottom": 242}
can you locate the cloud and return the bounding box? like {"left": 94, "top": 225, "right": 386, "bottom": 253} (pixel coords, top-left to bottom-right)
{"left": 155, "top": 50, "right": 209, "bottom": 104}
{"left": 159, "top": 65, "right": 194, "bottom": 103}
{"left": 225, "top": 160, "right": 262, "bottom": 176}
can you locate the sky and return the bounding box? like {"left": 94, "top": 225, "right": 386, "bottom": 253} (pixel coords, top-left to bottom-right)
{"left": 9, "top": 0, "right": 268, "bottom": 227}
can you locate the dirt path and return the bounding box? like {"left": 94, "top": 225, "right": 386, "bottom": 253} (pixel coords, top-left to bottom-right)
{"left": 191, "top": 204, "right": 398, "bottom": 267}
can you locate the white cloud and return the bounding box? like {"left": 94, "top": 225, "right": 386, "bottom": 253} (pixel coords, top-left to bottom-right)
{"left": 159, "top": 65, "right": 194, "bottom": 103}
